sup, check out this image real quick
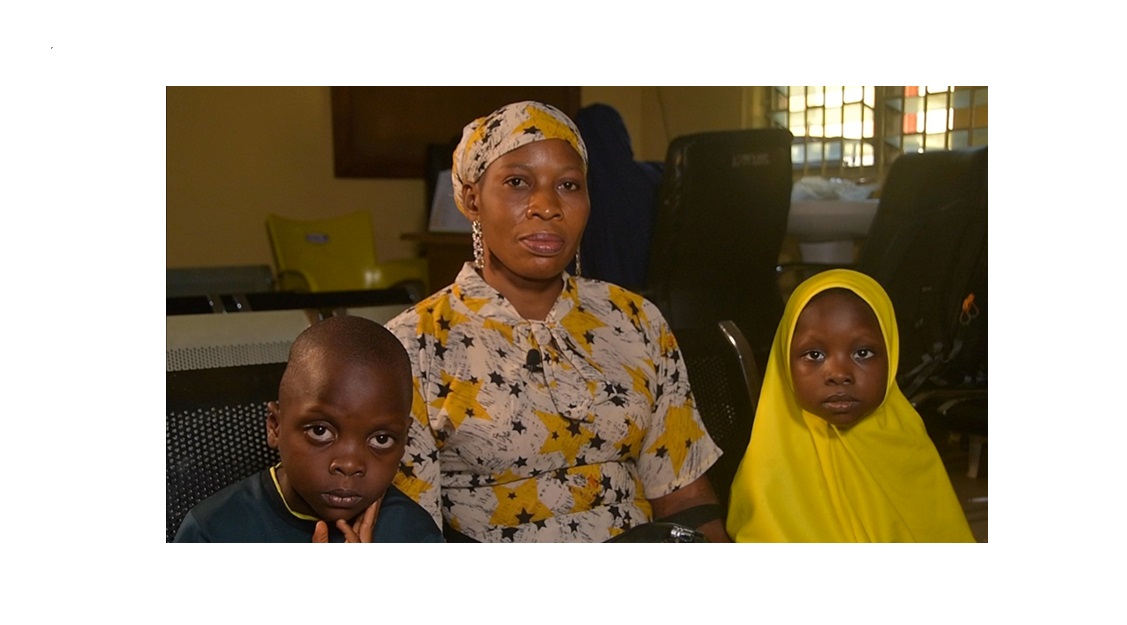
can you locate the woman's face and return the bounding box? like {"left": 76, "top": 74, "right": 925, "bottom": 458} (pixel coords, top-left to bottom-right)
{"left": 464, "top": 139, "right": 589, "bottom": 286}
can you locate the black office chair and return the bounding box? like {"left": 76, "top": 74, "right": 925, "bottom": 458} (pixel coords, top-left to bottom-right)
{"left": 857, "top": 147, "right": 988, "bottom": 397}
{"left": 675, "top": 320, "right": 760, "bottom": 512}
{"left": 646, "top": 128, "right": 794, "bottom": 374}
{"left": 856, "top": 147, "right": 988, "bottom": 477}
{"left": 166, "top": 362, "right": 286, "bottom": 542}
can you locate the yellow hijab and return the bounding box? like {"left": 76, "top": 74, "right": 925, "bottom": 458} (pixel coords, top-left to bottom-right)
{"left": 726, "top": 269, "right": 975, "bottom": 542}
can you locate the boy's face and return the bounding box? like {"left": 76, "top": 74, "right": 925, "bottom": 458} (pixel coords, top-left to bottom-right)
{"left": 267, "top": 354, "right": 410, "bottom": 524}
{"left": 789, "top": 291, "right": 888, "bottom": 428}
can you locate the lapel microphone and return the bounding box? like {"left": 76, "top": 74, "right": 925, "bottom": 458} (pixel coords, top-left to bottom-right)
{"left": 525, "top": 348, "right": 543, "bottom": 374}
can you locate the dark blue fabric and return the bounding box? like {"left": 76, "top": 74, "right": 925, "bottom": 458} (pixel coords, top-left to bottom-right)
{"left": 575, "top": 104, "right": 663, "bottom": 291}
{"left": 173, "top": 470, "right": 443, "bottom": 543}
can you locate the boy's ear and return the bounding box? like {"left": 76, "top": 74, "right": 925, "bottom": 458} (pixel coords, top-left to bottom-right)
{"left": 266, "top": 400, "right": 281, "bottom": 449}
{"left": 460, "top": 183, "right": 479, "bottom": 221}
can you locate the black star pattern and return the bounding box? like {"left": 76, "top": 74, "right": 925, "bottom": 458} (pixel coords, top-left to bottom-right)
{"left": 655, "top": 446, "right": 668, "bottom": 458}
{"left": 436, "top": 382, "right": 452, "bottom": 398}
{"left": 411, "top": 453, "right": 425, "bottom": 464}
{"left": 523, "top": 125, "right": 540, "bottom": 135}
{"left": 618, "top": 442, "right": 633, "bottom": 457}
{"left": 416, "top": 335, "right": 427, "bottom": 350}
{"left": 496, "top": 347, "right": 507, "bottom": 358}
{"left": 428, "top": 449, "right": 439, "bottom": 462}
{"left": 512, "top": 420, "right": 526, "bottom": 434}
{"left": 610, "top": 396, "right": 627, "bottom": 407}
{"left": 516, "top": 509, "right": 535, "bottom": 524}
{"left": 609, "top": 505, "right": 622, "bottom": 520}
{"left": 685, "top": 439, "right": 693, "bottom": 448}
{"left": 509, "top": 383, "right": 522, "bottom": 396}
{"left": 534, "top": 520, "right": 547, "bottom": 530}
{"left": 583, "top": 330, "right": 595, "bottom": 345}
{"left": 441, "top": 493, "right": 453, "bottom": 508}
{"left": 438, "top": 317, "right": 451, "bottom": 331}
{"left": 566, "top": 420, "right": 583, "bottom": 436}
{"left": 514, "top": 457, "right": 527, "bottom": 468}
{"left": 568, "top": 520, "right": 580, "bottom": 533}
{"left": 461, "top": 335, "right": 474, "bottom": 348}
{"left": 400, "top": 464, "right": 416, "bottom": 478}
{"left": 614, "top": 383, "right": 628, "bottom": 395}
{"left": 469, "top": 474, "right": 482, "bottom": 487}
{"left": 501, "top": 527, "right": 518, "bottom": 541}
{"left": 589, "top": 434, "right": 605, "bottom": 450}
{"left": 507, "top": 491, "right": 518, "bottom": 499}
{"left": 554, "top": 468, "right": 569, "bottom": 483}
{"left": 465, "top": 407, "right": 474, "bottom": 419}
{"left": 489, "top": 372, "right": 505, "bottom": 387}
{"left": 434, "top": 342, "right": 448, "bottom": 359}
{"left": 601, "top": 475, "right": 613, "bottom": 491}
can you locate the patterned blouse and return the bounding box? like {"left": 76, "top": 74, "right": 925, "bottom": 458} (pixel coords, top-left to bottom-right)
{"left": 387, "top": 264, "right": 721, "bottom": 542}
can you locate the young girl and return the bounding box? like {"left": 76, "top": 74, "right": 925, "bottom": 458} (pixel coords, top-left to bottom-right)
{"left": 725, "top": 269, "right": 975, "bottom": 542}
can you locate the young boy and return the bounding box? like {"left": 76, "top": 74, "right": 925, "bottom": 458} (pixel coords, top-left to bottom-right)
{"left": 174, "top": 315, "right": 443, "bottom": 542}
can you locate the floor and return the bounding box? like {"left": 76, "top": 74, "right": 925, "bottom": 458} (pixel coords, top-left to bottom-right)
{"left": 932, "top": 429, "right": 988, "bottom": 542}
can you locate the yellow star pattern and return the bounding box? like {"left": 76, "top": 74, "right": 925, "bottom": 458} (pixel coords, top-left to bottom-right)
{"left": 536, "top": 409, "right": 592, "bottom": 464}
{"left": 565, "top": 464, "right": 603, "bottom": 513}
{"left": 624, "top": 363, "right": 655, "bottom": 404}
{"left": 608, "top": 287, "right": 650, "bottom": 329}
{"left": 644, "top": 399, "right": 706, "bottom": 477}
{"left": 516, "top": 105, "right": 585, "bottom": 160}
{"left": 429, "top": 371, "right": 489, "bottom": 428}
{"left": 559, "top": 304, "right": 607, "bottom": 355}
{"left": 489, "top": 478, "right": 554, "bottom": 526}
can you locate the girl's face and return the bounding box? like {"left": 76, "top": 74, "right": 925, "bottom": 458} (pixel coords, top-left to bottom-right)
{"left": 462, "top": 139, "right": 589, "bottom": 288}
{"left": 789, "top": 290, "right": 889, "bottom": 428}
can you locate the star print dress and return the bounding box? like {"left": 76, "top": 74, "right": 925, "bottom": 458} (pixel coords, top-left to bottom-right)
{"left": 387, "top": 264, "right": 721, "bottom": 542}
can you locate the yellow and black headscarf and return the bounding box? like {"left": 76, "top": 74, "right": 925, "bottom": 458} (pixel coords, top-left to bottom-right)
{"left": 726, "top": 269, "right": 975, "bottom": 542}
{"left": 452, "top": 101, "right": 588, "bottom": 216}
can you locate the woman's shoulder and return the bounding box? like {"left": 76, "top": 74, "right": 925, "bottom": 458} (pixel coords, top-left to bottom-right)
{"left": 574, "top": 277, "right": 670, "bottom": 329}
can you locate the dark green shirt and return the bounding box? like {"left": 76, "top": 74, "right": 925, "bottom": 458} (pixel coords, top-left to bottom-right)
{"left": 173, "top": 469, "right": 442, "bottom": 543}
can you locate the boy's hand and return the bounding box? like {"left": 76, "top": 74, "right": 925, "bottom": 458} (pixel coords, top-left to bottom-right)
{"left": 311, "top": 497, "right": 382, "bottom": 543}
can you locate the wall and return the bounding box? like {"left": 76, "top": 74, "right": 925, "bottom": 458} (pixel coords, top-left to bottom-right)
{"left": 166, "top": 86, "right": 752, "bottom": 270}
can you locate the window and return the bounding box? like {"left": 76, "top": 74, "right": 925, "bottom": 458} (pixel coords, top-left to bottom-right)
{"left": 771, "top": 86, "right": 988, "bottom": 182}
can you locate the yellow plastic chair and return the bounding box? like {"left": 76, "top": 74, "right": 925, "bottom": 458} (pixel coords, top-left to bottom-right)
{"left": 265, "top": 212, "right": 428, "bottom": 296}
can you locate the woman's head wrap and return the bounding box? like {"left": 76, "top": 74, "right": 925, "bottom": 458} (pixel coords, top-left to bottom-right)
{"left": 452, "top": 101, "right": 588, "bottom": 215}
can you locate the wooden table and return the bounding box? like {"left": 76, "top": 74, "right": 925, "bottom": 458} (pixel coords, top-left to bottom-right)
{"left": 401, "top": 232, "right": 473, "bottom": 294}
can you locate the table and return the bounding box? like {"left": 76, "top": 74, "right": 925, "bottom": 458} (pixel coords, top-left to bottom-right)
{"left": 785, "top": 199, "right": 880, "bottom": 263}
{"left": 401, "top": 232, "right": 473, "bottom": 293}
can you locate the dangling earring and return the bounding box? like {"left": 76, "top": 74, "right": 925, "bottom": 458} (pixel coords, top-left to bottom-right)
{"left": 472, "top": 219, "right": 484, "bottom": 270}
{"left": 574, "top": 248, "right": 582, "bottom": 278}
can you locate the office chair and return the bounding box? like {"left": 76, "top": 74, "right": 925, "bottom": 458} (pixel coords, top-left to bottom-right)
{"left": 646, "top": 128, "right": 794, "bottom": 374}
{"left": 675, "top": 320, "right": 760, "bottom": 512}
{"left": 857, "top": 147, "right": 988, "bottom": 478}
{"left": 266, "top": 211, "right": 429, "bottom": 297}
{"left": 166, "top": 362, "right": 286, "bottom": 542}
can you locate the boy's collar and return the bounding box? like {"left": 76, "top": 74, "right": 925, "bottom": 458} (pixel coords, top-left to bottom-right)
{"left": 269, "top": 463, "right": 319, "bottom": 522}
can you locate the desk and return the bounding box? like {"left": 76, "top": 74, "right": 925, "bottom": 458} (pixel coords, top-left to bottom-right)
{"left": 786, "top": 199, "right": 880, "bottom": 263}
{"left": 401, "top": 232, "right": 472, "bottom": 293}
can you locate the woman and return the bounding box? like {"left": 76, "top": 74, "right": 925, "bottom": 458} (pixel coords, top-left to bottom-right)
{"left": 387, "top": 101, "right": 728, "bottom": 542}
{"left": 725, "top": 269, "right": 975, "bottom": 542}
